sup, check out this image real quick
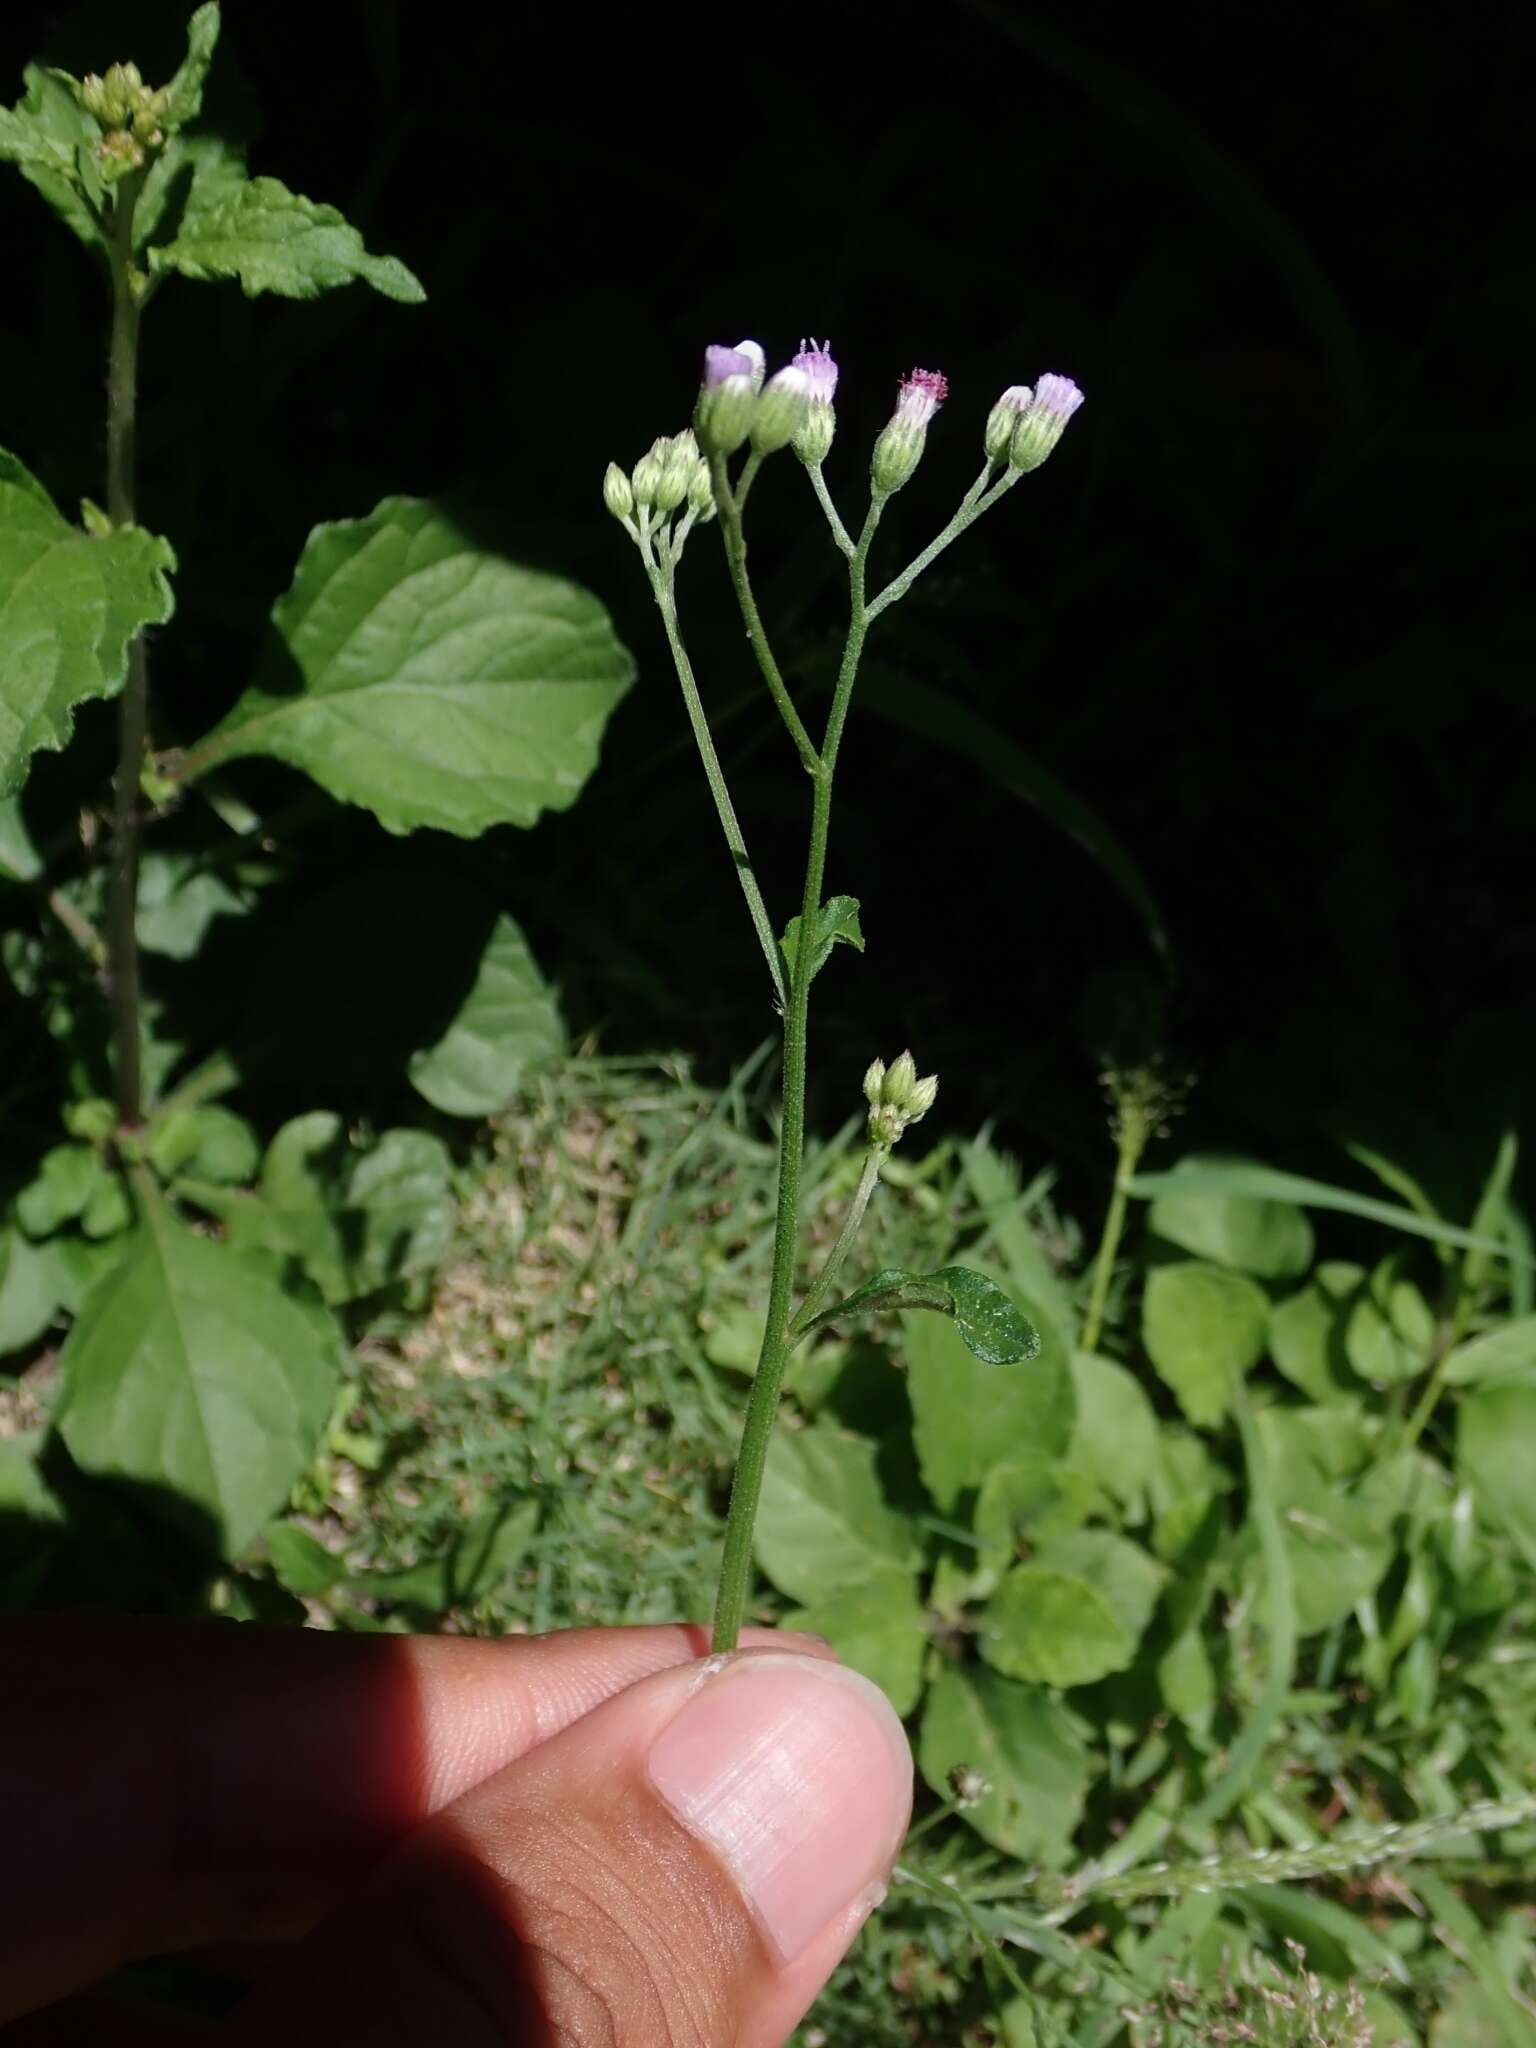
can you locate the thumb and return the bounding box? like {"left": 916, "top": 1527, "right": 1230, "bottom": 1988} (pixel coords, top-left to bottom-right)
{"left": 227, "top": 1649, "right": 913, "bottom": 2048}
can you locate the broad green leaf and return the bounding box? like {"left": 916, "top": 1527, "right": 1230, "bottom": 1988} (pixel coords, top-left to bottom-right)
{"left": 136, "top": 131, "right": 249, "bottom": 251}
{"left": 918, "top": 1666, "right": 1089, "bottom": 1864}
{"left": 1142, "top": 1260, "right": 1268, "bottom": 1427}
{"left": 806, "top": 1264, "right": 1038, "bottom": 1366}
{"left": 1459, "top": 1382, "right": 1536, "bottom": 1570}
{"left": 780, "top": 894, "right": 864, "bottom": 984}
{"left": 0, "top": 795, "right": 42, "bottom": 881}
{"left": 1129, "top": 1161, "right": 1533, "bottom": 1265}
{"left": 53, "top": 1197, "right": 341, "bottom": 1555}
{"left": 1443, "top": 1316, "right": 1536, "bottom": 1388}
{"left": 904, "top": 1284, "right": 1074, "bottom": 1512}
{"left": 135, "top": 850, "right": 252, "bottom": 958}
{"left": 219, "top": 1113, "right": 453, "bottom": 1306}
{"left": 861, "top": 662, "right": 1169, "bottom": 961}
{"left": 1257, "top": 1408, "right": 1395, "bottom": 1633}
{"left": 1268, "top": 1260, "right": 1365, "bottom": 1402}
{"left": 407, "top": 913, "right": 566, "bottom": 1116}
{"left": 782, "top": 1569, "right": 927, "bottom": 1716}
{"left": 148, "top": 175, "right": 424, "bottom": 301}
{"left": 0, "top": 450, "right": 176, "bottom": 796}
{"left": 975, "top": 1451, "right": 1094, "bottom": 1565}
{"left": 160, "top": 3, "right": 221, "bottom": 134}
{"left": 14, "top": 1143, "right": 103, "bottom": 1237}
{"left": 981, "top": 1530, "right": 1164, "bottom": 1687}
{"left": 1060, "top": 1350, "right": 1160, "bottom": 1516}
{"left": 185, "top": 498, "right": 634, "bottom": 835}
{"left": 753, "top": 1422, "right": 922, "bottom": 1604}
{"left": 1344, "top": 1253, "right": 1434, "bottom": 1387}
{"left": 355, "top": 1500, "right": 539, "bottom": 1612}
{"left": 1148, "top": 1152, "right": 1313, "bottom": 1278}
{"left": 147, "top": 1105, "right": 260, "bottom": 1185}
{"left": 0, "top": 1224, "right": 69, "bottom": 1354}
{"left": 0, "top": 66, "right": 104, "bottom": 247}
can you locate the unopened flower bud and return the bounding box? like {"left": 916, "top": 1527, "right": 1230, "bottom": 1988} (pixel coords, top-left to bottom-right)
{"left": 654, "top": 433, "right": 696, "bottom": 513}
{"left": 863, "top": 1057, "right": 886, "bottom": 1107}
{"left": 695, "top": 344, "right": 759, "bottom": 457}
{"left": 751, "top": 366, "right": 811, "bottom": 455}
{"left": 886, "top": 1049, "right": 918, "bottom": 1102}
{"left": 871, "top": 367, "right": 947, "bottom": 497}
{"left": 603, "top": 462, "right": 634, "bottom": 522}
{"left": 984, "top": 384, "right": 1032, "bottom": 465}
{"left": 791, "top": 339, "right": 839, "bottom": 465}
{"left": 79, "top": 73, "right": 110, "bottom": 121}
{"left": 686, "top": 461, "right": 715, "bottom": 521}
{"left": 864, "top": 1048, "right": 939, "bottom": 1146}
{"left": 630, "top": 446, "right": 665, "bottom": 507}
{"left": 1008, "top": 373, "right": 1085, "bottom": 473}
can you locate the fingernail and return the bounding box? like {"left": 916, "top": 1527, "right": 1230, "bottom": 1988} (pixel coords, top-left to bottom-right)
{"left": 647, "top": 1652, "right": 912, "bottom": 1962}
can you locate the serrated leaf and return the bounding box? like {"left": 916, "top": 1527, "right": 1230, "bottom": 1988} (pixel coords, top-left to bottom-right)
{"left": 161, "top": 3, "right": 221, "bottom": 134}
{"left": 1142, "top": 1260, "right": 1268, "bottom": 1427}
{"left": 136, "top": 131, "right": 249, "bottom": 252}
{"left": 780, "top": 894, "right": 864, "bottom": 985}
{"left": 753, "top": 1422, "right": 922, "bottom": 1604}
{"left": 918, "top": 1666, "right": 1090, "bottom": 1864}
{"left": 53, "top": 1193, "right": 341, "bottom": 1555}
{"left": 0, "top": 450, "right": 176, "bottom": 796}
{"left": 805, "top": 1263, "right": 1038, "bottom": 1365}
{"left": 148, "top": 174, "right": 424, "bottom": 301}
{"left": 184, "top": 498, "right": 634, "bottom": 835}
{"left": 782, "top": 1569, "right": 927, "bottom": 1716}
{"left": 218, "top": 1113, "right": 453, "bottom": 1306}
{"left": 904, "top": 1282, "right": 1074, "bottom": 1513}
{"left": 1148, "top": 1152, "right": 1314, "bottom": 1278}
{"left": 1, "top": 66, "right": 104, "bottom": 247}
{"left": 408, "top": 913, "right": 566, "bottom": 1116}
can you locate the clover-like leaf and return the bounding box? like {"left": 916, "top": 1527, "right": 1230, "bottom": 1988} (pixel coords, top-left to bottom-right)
{"left": 148, "top": 175, "right": 424, "bottom": 301}
{"left": 800, "top": 1263, "right": 1039, "bottom": 1366}
{"left": 780, "top": 894, "right": 864, "bottom": 985}
{"left": 0, "top": 451, "right": 176, "bottom": 796}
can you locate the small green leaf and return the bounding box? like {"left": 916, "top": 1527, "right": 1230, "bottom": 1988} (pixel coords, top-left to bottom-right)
{"left": 780, "top": 894, "right": 864, "bottom": 984}
{"left": 981, "top": 1531, "right": 1164, "bottom": 1687}
{"left": 407, "top": 913, "right": 566, "bottom": 1117}
{"left": 265, "top": 1519, "right": 346, "bottom": 1597}
{"left": 148, "top": 175, "right": 424, "bottom": 301}
{"left": 1142, "top": 1260, "right": 1268, "bottom": 1427}
{"left": 1459, "top": 1381, "right": 1536, "bottom": 1571}
{"left": 918, "top": 1667, "right": 1090, "bottom": 1863}
{"left": 147, "top": 1105, "right": 260, "bottom": 1186}
{"left": 1442, "top": 1316, "right": 1536, "bottom": 1388}
{"left": 14, "top": 1143, "right": 103, "bottom": 1238}
{"left": 0, "top": 450, "right": 176, "bottom": 797}
{"left": 0, "top": 1225, "right": 65, "bottom": 1355}
{"left": 0, "top": 795, "right": 42, "bottom": 881}
{"left": 782, "top": 1569, "right": 927, "bottom": 1716}
{"left": 160, "top": 3, "right": 221, "bottom": 134}
{"left": 905, "top": 1288, "right": 1074, "bottom": 1513}
{"left": 53, "top": 1193, "right": 341, "bottom": 1556}
{"left": 1257, "top": 1408, "right": 1394, "bottom": 1633}
{"left": 1344, "top": 1253, "right": 1434, "bottom": 1387}
{"left": 135, "top": 850, "right": 252, "bottom": 958}
{"left": 753, "top": 1422, "right": 922, "bottom": 1604}
{"left": 806, "top": 1264, "right": 1039, "bottom": 1366}
{"left": 1268, "top": 1261, "right": 1365, "bottom": 1402}
{"left": 136, "top": 130, "right": 249, "bottom": 252}
{"left": 1148, "top": 1152, "right": 1314, "bottom": 1279}
{"left": 0, "top": 66, "right": 105, "bottom": 248}
{"left": 185, "top": 498, "right": 634, "bottom": 835}
{"left": 1059, "top": 1350, "right": 1161, "bottom": 1516}
{"left": 218, "top": 1114, "right": 454, "bottom": 1307}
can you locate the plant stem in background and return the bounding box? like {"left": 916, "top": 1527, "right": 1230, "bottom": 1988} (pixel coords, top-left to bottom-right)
{"left": 791, "top": 1142, "right": 888, "bottom": 1337}
{"left": 1082, "top": 1064, "right": 1182, "bottom": 1353}
{"left": 105, "top": 172, "right": 148, "bottom": 1128}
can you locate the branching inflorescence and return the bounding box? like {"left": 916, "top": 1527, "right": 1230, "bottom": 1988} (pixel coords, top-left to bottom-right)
{"left": 605, "top": 339, "right": 1084, "bottom": 1650}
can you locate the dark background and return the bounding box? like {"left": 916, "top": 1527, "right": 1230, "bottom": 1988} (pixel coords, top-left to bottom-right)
{"left": 3, "top": 0, "right": 1532, "bottom": 1224}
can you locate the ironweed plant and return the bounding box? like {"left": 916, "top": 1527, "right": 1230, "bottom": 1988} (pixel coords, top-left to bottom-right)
{"left": 605, "top": 341, "right": 1084, "bottom": 1646}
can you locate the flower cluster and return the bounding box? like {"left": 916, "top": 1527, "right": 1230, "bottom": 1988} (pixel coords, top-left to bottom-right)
{"left": 78, "top": 62, "right": 170, "bottom": 178}
{"left": 983, "top": 373, "right": 1085, "bottom": 474}
{"left": 604, "top": 429, "right": 713, "bottom": 544}
{"left": 695, "top": 338, "right": 818, "bottom": 461}
{"left": 863, "top": 1050, "right": 939, "bottom": 1148}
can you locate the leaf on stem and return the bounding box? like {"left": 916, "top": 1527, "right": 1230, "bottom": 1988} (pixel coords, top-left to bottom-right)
{"left": 181, "top": 497, "right": 634, "bottom": 835}
{"left": 780, "top": 893, "right": 864, "bottom": 985}
{"left": 160, "top": 2, "right": 222, "bottom": 135}
{"left": 148, "top": 175, "right": 424, "bottom": 301}
{"left": 0, "top": 450, "right": 176, "bottom": 798}
{"left": 801, "top": 1263, "right": 1039, "bottom": 1366}
{"left": 0, "top": 66, "right": 105, "bottom": 247}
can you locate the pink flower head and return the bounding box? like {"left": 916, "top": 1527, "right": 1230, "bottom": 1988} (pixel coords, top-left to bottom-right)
{"left": 793, "top": 337, "right": 839, "bottom": 404}
{"left": 1033, "top": 373, "right": 1084, "bottom": 422}
{"left": 895, "top": 367, "right": 948, "bottom": 428}
{"left": 704, "top": 344, "right": 757, "bottom": 390}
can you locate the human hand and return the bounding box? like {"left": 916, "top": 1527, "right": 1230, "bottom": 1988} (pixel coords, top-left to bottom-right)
{"left": 0, "top": 1616, "right": 912, "bottom": 2045}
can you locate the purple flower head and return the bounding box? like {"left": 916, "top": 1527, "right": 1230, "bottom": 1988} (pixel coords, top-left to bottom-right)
{"left": 895, "top": 367, "right": 948, "bottom": 429}
{"left": 1033, "top": 373, "right": 1084, "bottom": 422}
{"left": 732, "top": 339, "right": 767, "bottom": 391}
{"left": 793, "top": 337, "right": 839, "bottom": 405}
{"left": 704, "top": 344, "right": 757, "bottom": 390}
